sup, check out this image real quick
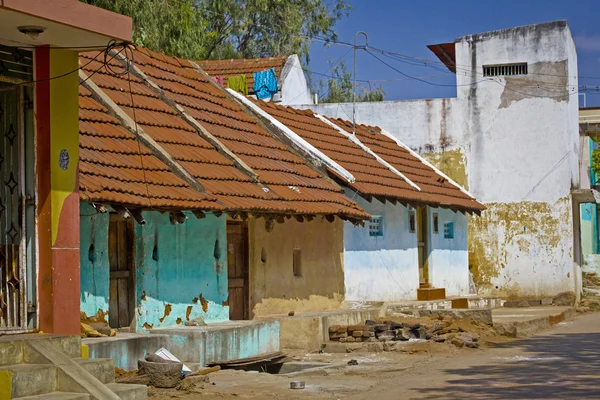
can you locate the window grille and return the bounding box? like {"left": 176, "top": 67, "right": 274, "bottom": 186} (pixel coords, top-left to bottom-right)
{"left": 483, "top": 63, "right": 528, "bottom": 77}
{"left": 444, "top": 222, "right": 454, "bottom": 239}
{"left": 433, "top": 213, "right": 439, "bottom": 234}
{"left": 369, "top": 216, "right": 384, "bottom": 237}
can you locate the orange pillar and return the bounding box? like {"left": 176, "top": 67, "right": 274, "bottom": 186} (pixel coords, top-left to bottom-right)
{"left": 35, "top": 46, "right": 80, "bottom": 335}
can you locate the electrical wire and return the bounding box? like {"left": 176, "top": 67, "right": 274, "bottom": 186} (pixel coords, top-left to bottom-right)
{"left": 1, "top": 40, "right": 131, "bottom": 88}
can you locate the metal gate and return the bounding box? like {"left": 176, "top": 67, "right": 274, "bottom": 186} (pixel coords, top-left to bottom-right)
{"left": 0, "top": 86, "right": 27, "bottom": 330}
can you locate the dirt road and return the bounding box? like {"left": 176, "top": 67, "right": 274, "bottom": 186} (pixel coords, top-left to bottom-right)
{"left": 148, "top": 312, "right": 599, "bottom": 400}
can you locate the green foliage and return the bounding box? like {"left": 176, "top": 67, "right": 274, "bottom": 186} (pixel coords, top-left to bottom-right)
{"left": 80, "top": 0, "right": 351, "bottom": 64}
{"left": 592, "top": 147, "right": 600, "bottom": 176}
{"left": 318, "top": 59, "right": 385, "bottom": 103}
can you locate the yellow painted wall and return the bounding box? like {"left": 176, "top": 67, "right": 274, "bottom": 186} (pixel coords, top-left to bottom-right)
{"left": 49, "top": 50, "right": 79, "bottom": 245}
{"left": 248, "top": 217, "right": 345, "bottom": 317}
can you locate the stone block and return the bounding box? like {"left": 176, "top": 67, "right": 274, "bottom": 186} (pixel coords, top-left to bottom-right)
{"left": 352, "top": 331, "right": 363, "bottom": 338}
{"left": 347, "top": 325, "right": 365, "bottom": 333}
{"left": 330, "top": 332, "right": 347, "bottom": 340}
{"left": 138, "top": 359, "right": 182, "bottom": 388}
{"left": 359, "top": 342, "right": 383, "bottom": 352}
{"left": 362, "top": 331, "right": 374, "bottom": 338}
{"left": 346, "top": 337, "right": 356, "bottom": 343}
{"left": 553, "top": 292, "right": 575, "bottom": 306}
{"left": 328, "top": 325, "right": 341, "bottom": 333}
{"left": 541, "top": 298, "right": 553, "bottom": 305}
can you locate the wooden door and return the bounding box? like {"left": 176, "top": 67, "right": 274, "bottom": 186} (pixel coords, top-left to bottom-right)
{"left": 417, "top": 207, "right": 430, "bottom": 288}
{"left": 226, "top": 221, "right": 249, "bottom": 320}
{"left": 108, "top": 214, "right": 134, "bottom": 328}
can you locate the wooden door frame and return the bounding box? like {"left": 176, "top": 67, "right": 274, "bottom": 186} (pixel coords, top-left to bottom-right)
{"left": 226, "top": 220, "right": 250, "bottom": 320}
{"left": 108, "top": 213, "right": 136, "bottom": 329}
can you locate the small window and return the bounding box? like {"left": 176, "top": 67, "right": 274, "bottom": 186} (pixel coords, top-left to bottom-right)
{"left": 408, "top": 208, "right": 416, "bottom": 234}
{"left": 444, "top": 222, "right": 454, "bottom": 239}
{"left": 293, "top": 248, "right": 302, "bottom": 277}
{"left": 369, "top": 216, "right": 384, "bottom": 237}
{"left": 433, "top": 213, "right": 439, "bottom": 234}
{"left": 483, "top": 63, "right": 528, "bottom": 77}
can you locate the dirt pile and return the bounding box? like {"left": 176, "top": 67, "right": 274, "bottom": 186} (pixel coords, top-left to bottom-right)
{"left": 328, "top": 314, "right": 502, "bottom": 351}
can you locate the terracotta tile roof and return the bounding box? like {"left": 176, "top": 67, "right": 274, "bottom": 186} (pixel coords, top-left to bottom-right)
{"left": 78, "top": 50, "right": 369, "bottom": 220}
{"left": 253, "top": 100, "right": 484, "bottom": 213}
{"left": 133, "top": 48, "right": 368, "bottom": 220}
{"left": 78, "top": 80, "right": 223, "bottom": 211}
{"left": 330, "top": 118, "right": 485, "bottom": 212}
{"left": 196, "top": 56, "right": 287, "bottom": 94}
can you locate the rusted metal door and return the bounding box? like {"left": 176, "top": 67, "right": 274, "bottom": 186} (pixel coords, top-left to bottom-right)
{"left": 0, "top": 86, "right": 28, "bottom": 331}
{"left": 226, "top": 221, "right": 249, "bottom": 320}
{"left": 108, "top": 214, "right": 135, "bottom": 328}
{"left": 417, "top": 207, "right": 430, "bottom": 288}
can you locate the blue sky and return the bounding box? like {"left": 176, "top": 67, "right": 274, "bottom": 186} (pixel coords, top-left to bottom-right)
{"left": 308, "top": 0, "right": 600, "bottom": 106}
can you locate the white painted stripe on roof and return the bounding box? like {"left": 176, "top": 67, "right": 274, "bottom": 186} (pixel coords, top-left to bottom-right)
{"left": 379, "top": 128, "right": 476, "bottom": 199}
{"left": 314, "top": 114, "right": 421, "bottom": 192}
{"left": 227, "top": 88, "right": 356, "bottom": 183}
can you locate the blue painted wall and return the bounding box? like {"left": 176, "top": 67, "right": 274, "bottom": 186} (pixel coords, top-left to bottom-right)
{"left": 343, "top": 192, "right": 419, "bottom": 301}
{"left": 80, "top": 202, "right": 110, "bottom": 320}
{"left": 80, "top": 204, "right": 229, "bottom": 330}
{"left": 135, "top": 211, "right": 229, "bottom": 331}
{"left": 427, "top": 208, "right": 469, "bottom": 296}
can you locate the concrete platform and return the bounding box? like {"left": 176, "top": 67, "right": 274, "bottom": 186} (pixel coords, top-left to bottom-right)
{"left": 492, "top": 306, "right": 576, "bottom": 337}
{"left": 258, "top": 307, "right": 383, "bottom": 352}
{"left": 84, "top": 320, "right": 279, "bottom": 371}
{"left": 386, "top": 296, "right": 504, "bottom": 315}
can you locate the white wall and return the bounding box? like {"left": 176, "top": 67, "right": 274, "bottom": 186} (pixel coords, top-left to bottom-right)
{"left": 304, "top": 21, "right": 580, "bottom": 297}
{"left": 344, "top": 195, "right": 419, "bottom": 301}
{"left": 280, "top": 55, "right": 313, "bottom": 106}
{"left": 428, "top": 208, "right": 469, "bottom": 297}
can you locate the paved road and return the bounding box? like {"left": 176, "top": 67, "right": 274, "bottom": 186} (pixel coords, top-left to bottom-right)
{"left": 393, "top": 312, "right": 600, "bottom": 399}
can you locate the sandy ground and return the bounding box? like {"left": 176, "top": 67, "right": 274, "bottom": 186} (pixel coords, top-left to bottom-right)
{"left": 138, "top": 312, "right": 600, "bottom": 400}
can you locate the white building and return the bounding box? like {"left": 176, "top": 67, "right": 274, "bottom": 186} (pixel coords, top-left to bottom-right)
{"left": 303, "top": 21, "right": 586, "bottom": 299}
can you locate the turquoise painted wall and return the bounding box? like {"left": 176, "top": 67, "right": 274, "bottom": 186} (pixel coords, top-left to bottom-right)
{"left": 80, "top": 202, "right": 110, "bottom": 320}
{"left": 135, "top": 211, "right": 229, "bottom": 331}
{"left": 80, "top": 204, "right": 229, "bottom": 330}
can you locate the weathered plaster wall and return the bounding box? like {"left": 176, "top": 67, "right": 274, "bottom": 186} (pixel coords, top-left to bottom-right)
{"left": 281, "top": 55, "right": 313, "bottom": 106}
{"left": 135, "top": 211, "right": 229, "bottom": 331}
{"left": 343, "top": 196, "right": 419, "bottom": 301}
{"left": 428, "top": 208, "right": 469, "bottom": 296}
{"left": 248, "top": 217, "right": 344, "bottom": 317}
{"left": 80, "top": 202, "right": 110, "bottom": 321}
{"left": 469, "top": 198, "right": 574, "bottom": 297}
{"left": 303, "top": 21, "right": 579, "bottom": 297}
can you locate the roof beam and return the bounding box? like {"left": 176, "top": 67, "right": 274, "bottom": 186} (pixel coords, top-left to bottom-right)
{"left": 79, "top": 69, "right": 206, "bottom": 193}
{"left": 225, "top": 88, "right": 356, "bottom": 184}
{"left": 111, "top": 50, "right": 259, "bottom": 182}
{"left": 315, "top": 114, "right": 421, "bottom": 191}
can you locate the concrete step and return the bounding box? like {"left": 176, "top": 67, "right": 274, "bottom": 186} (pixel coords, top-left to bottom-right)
{"left": 0, "top": 335, "right": 81, "bottom": 366}
{"left": 106, "top": 383, "right": 148, "bottom": 400}
{"left": 14, "top": 392, "right": 91, "bottom": 400}
{"left": 74, "top": 358, "right": 115, "bottom": 384}
{"left": 417, "top": 287, "right": 446, "bottom": 301}
{"left": 0, "top": 363, "right": 56, "bottom": 398}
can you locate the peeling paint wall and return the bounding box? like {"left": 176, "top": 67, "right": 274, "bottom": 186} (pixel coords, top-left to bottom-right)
{"left": 80, "top": 202, "right": 110, "bottom": 321}
{"left": 248, "top": 217, "right": 344, "bottom": 316}
{"left": 303, "top": 21, "right": 580, "bottom": 298}
{"left": 135, "top": 211, "right": 229, "bottom": 331}
{"left": 343, "top": 196, "right": 419, "bottom": 301}
{"left": 80, "top": 206, "right": 229, "bottom": 331}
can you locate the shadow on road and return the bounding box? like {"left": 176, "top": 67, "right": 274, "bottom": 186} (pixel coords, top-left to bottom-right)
{"left": 414, "top": 332, "right": 600, "bottom": 399}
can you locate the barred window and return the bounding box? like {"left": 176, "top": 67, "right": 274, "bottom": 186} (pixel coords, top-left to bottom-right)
{"left": 369, "top": 216, "right": 384, "bottom": 237}
{"left": 483, "top": 63, "right": 528, "bottom": 77}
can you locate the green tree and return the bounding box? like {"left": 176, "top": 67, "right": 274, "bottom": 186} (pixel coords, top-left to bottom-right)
{"left": 318, "top": 59, "right": 385, "bottom": 103}
{"left": 80, "top": 0, "right": 351, "bottom": 64}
